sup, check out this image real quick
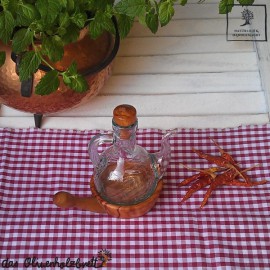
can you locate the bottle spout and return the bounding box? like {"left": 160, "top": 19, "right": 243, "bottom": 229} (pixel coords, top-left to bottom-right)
{"left": 152, "top": 129, "right": 177, "bottom": 179}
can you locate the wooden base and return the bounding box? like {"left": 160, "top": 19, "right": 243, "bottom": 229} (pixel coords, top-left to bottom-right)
{"left": 90, "top": 177, "right": 163, "bottom": 219}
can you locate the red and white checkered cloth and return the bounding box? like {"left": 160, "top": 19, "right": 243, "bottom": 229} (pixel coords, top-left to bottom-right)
{"left": 1, "top": 124, "right": 270, "bottom": 269}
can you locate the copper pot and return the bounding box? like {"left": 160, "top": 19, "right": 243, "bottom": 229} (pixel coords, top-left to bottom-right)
{"left": 0, "top": 19, "right": 119, "bottom": 118}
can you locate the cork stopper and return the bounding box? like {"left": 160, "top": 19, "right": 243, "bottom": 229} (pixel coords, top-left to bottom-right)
{"left": 113, "top": 104, "right": 137, "bottom": 127}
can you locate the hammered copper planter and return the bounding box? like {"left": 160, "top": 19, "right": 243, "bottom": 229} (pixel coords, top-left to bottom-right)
{"left": 0, "top": 20, "right": 119, "bottom": 127}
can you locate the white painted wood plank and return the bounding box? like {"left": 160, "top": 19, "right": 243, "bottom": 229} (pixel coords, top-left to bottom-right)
{"left": 1, "top": 115, "right": 268, "bottom": 130}
{"left": 172, "top": 3, "right": 251, "bottom": 19}
{"left": 130, "top": 18, "right": 245, "bottom": 37}
{"left": 119, "top": 36, "right": 254, "bottom": 56}
{"left": 55, "top": 92, "right": 266, "bottom": 116}
{"left": 100, "top": 72, "right": 262, "bottom": 95}
{"left": 130, "top": 3, "right": 220, "bottom": 22}
{"left": 0, "top": 106, "right": 30, "bottom": 117}
{"left": 113, "top": 52, "right": 258, "bottom": 74}
{"left": 1, "top": 92, "right": 266, "bottom": 117}
{"left": 0, "top": 72, "right": 262, "bottom": 116}
{"left": 162, "top": 4, "right": 220, "bottom": 20}
{"left": 183, "top": 0, "right": 220, "bottom": 3}
{"left": 129, "top": 19, "right": 227, "bottom": 37}
{"left": 176, "top": 3, "right": 218, "bottom": 16}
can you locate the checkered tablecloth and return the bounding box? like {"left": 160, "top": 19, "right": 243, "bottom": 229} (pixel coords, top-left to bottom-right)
{"left": 1, "top": 124, "right": 270, "bottom": 269}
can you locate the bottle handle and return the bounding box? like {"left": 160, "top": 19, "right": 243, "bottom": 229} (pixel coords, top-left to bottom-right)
{"left": 88, "top": 133, "right": 113, "bottom": 167}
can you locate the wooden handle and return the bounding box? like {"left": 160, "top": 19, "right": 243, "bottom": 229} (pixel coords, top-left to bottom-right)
{"left": 53, "top": 191, "right": 106, "bottom": 213}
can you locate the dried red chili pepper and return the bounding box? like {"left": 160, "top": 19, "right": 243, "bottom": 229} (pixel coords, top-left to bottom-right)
{"left": 179, "top": 141, "right": 268, "bottom": 208}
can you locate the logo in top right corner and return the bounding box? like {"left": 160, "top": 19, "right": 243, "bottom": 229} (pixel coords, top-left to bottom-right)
{"left": 240, "top": 7, "right": 254, "bottom": 26}
{"left": 226, "top": 4, "right": 267, "bottom": 41}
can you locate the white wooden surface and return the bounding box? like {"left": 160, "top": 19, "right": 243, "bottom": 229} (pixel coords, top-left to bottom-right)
{"left": 1, "top": 1, "right": 269, "bottom": 130}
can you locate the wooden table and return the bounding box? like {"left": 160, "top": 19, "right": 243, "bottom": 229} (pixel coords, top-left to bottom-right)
{"left": 1, "top": 1, "right": 269, "bottom": 130}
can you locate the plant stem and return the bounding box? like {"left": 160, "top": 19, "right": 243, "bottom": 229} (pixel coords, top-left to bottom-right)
{"left": 31, "top": 41, "right": 58, "bottom": 72}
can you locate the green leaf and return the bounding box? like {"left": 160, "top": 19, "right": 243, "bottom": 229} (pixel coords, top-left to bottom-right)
{"left": 65, "top": 61, "right": 77, "bottom": 74}
{"left": 36, "top": 0, "right": 62, "bottom": 24}
{"left": 158, "top": 1, "right": 175, "bottom": 27}
{"left": 18, "top": 51, "right": 41, "bottom": 81}
{"left": 115, "top": 0, "right": 146, "bottom": 18}
{"left": 179, "top": 0, "right": 188, "bottom": 5}
{"left": 70, "top": 11, "right": 87, "bottom": 28}
{"left": 116, "top": 14, "right": 134, "bottom": 39}
{"left": 146, "top": 12, "right": 159, "bottom": 34}
{"left": 16, "top": 3, "right": 40, "bottom": 26}
{"left": 56, "top": 12, "right": 70, "bottom": 36}
{"left": 0, "top": 51, "right": 6, "bottom": 66}
{"left": 42, "top": 35, "right": 64, "bottom": 62}
{"left": 219, "top": 0, "right": 234, "bottom": 14}
{"left": 1, "top": 0, "right": 21, "bottom": 14}
{"left": 66, "top": 74, "right": 88, "bottom": 92}
{"left": 58, "top": 0, "right": 67, "bottom": 8}
{"left": 35, "top": 70, "right": 60, "bottom": 95}
{"left": 89, "top": 11, "right": 115, "bottom": 39}
{"left": 1, "top": 0, "right": 10, "bottom": 10}
{"left": 237, "top": 0, "right": 254, "bottom": 4}
{"left": 62, "top": 75, "right": 71, "bottom": 84}
{"left": 28, "top": 21, "right": 43, "bottom": 32}
{"left": 66, "top": 0, "right": 75, "bottom": 12}
{"left": 87, "top": 0, "right": 115, "bottom": 12}
{"left": 12, "top": 28, "right": 34, "bottom": 53}
{"left": 24, "top": 0, "right": 36, "bottom": 3}
{"left": 61, "top": 23, "right": 80, "bottom": 44}
{"left": 0, "top": 10, "right": 15, "bottom": 44}
{"left": 58, "top": 12, "right": 70, "bottom": 28}
{"left": 89, "top": 20, "right": 104, "bottom": 39}
{"left": 137, "top": 14, "right": 147, "bottom": 28}
{"left": 62, "top": 62, "right": 89, "bottom": 92}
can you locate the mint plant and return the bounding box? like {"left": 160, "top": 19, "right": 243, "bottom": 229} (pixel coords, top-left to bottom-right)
{"left": 219, "top": 0, "right": 255, "bottom": 14}
{"left": 0, "top": 0, "right": 255, "bottom": 95}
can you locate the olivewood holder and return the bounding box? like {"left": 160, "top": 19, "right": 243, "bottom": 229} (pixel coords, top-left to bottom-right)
{"left": 53, "top": 177, "right": 163, "bottom": 219}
